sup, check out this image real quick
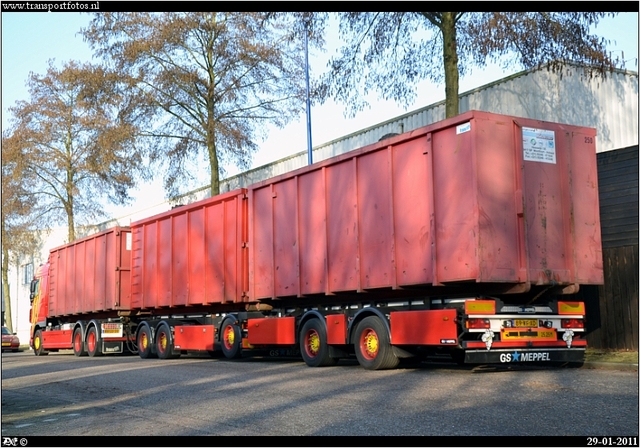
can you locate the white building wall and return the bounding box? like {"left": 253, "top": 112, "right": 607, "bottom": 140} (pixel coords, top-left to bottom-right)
{"left": 5, "top": 227, "right": 69, "bottom": 346}
{"left": 461, "top": 65, "right": 638, "bottom": 152}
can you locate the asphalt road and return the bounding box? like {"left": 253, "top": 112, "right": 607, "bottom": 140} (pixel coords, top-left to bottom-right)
{"left": 1, "top": 350, "right": 638, "bottom": 439}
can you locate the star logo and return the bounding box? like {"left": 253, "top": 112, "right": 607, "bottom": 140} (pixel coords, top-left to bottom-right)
{"left": 512, "top": 351, "right": 521, "bottom": 362}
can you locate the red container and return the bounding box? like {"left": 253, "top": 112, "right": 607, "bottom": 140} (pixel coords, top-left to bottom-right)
{"left": 47, "top": 226, "right": 132, "bottom": 316}
{"left": 248, "top": 110, "right": 603, "bottom": 300}
{"left": 130, "top": 189, "right": 248, "bottom": 309}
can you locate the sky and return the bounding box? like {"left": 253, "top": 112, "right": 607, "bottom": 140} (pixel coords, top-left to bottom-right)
{"left": 2, "top": 10, "right": 638, "bottom": 219}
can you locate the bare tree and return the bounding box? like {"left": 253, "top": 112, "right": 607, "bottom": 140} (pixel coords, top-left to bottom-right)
{"left": 5, "top": 60, "right": 147, "bottom": 242}
{"left": 82, "top": 12, "right": 314, "bottom": 197}
{"left": 322, "top": 12, "right": 623, "bottom": 118}
{"left": 1, "top": 133, "right": 40, "bottom": 331}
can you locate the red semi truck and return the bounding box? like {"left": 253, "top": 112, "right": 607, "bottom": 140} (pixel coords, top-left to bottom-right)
{"left": 29, "top": 111, "right": 604, "bottom": 369}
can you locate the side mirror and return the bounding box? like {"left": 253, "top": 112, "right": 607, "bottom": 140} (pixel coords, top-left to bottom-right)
{"left": 29, "top": 279, "right": 38, "bottom": 302}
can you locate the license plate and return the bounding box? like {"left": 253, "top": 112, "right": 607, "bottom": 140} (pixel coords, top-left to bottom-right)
{"left": 2, "top": 342, "right": 10, "bottom": 347}
{"left": 501, "top": 329, "right": 556, "bottom": 341}
{"left": 514, "top": 319, "right": 538, "bottom": 328}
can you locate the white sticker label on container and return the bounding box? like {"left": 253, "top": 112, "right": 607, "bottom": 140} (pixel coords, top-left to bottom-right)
{"left": 456, "top": 122, "right": 471, "bottom": 134}
{"left": 126, "top": 233, "right": 132, "bottom": 251}
{"left": 522, "top": 127, "right": 556, "bottom": 164}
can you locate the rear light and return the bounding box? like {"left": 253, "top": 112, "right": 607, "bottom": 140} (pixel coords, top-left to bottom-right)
{"left": 466, "top": 318, "right": 490, "bottom": 329}
{"left": 561, "top": 318, "right": 584, "bottom": 329}
{"left": 539, "top": 320, "right": 553, "bottom": 328}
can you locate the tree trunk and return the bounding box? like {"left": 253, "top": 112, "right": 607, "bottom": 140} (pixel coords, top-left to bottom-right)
{"left": 441, "top": 12, "right": 459, "bottom": 118}
{"left": 207, "top": 117, "right": 220, "bottom": 198}
{"left": 66, "top": 198, "right": 75, "bottom": 242}
{"left": 205, "top": 18, "right": 220, "bottom": 199}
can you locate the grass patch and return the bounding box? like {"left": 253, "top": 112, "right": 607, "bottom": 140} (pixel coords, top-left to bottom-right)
{"left": 585, "top": 348, "right": 638, "bottom": 364}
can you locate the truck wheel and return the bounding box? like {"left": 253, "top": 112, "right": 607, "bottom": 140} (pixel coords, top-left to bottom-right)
{"left": 33, "top": 330, "right": 48, "bottom": 356}
{"left": 155, "top": 323, "right": 179, "bottom": 359}
{"left": 354, "top": 316, "right": 399, "bottom": 370}
{"left": 221, "top": 318, "right": 242, "bottom": 359}
{"left": 72, "top": 328, "right": 87, "bottom": 357}
{"left": 300, "top": 319, "right": 338, "bottom": 367}
{"left": 137, "top": 325, "right": 156, "bottom": 359}
{"left": 86, "top": 326, "right": 103, "bottom": 357}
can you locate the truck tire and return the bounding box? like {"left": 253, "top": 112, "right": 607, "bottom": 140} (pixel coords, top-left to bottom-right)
{"left": 72, "top": 328, "right": 87, "bottom": 357}
{"left": 137, "top": 325, "right": 156, "bottom": 359}
{"left": 221, "top": 318, "right": 242, "bottom": 359}
{"left": 33, "top": 329, "right": 48, "bottom": 356}
{"left": 86, "top": 326, "right": 103, "bottom": 357}
{"left": 300, "top": 319, "right": 338, "bottom": 367}
{"left": 155, "top": 323, "right": 179, "bottom": 359}
{"left": 354, "top": 316, "right": 399, "bottom": 370}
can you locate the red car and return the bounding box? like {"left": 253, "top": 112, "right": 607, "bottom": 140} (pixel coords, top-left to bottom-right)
{"left": 2, "top": 326, "right": 20, "bottom": 352}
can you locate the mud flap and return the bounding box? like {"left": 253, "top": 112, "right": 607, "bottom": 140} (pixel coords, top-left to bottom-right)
{"left": 102, "top": 341, "right": 123, "bottom": 354}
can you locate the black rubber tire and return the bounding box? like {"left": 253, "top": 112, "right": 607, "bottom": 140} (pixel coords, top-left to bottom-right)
{"left": 155, "top": 323, "right": 179, "bottom": 359}
{"left": 220, "top": 318, "right": 242, "bottom": 359}
{"left": 300, "top": 319, "right": 338, "bottom": 367}
{"left": 86, "top": 326, "right": 103, "bottom": 357}
{"left": 354, "top": 316, "right": 399, "bottom": 370}
{"left": 72, "top": 328, "right": 87, "bottom": 357}
{"left": 33, "top": 329, "right": 48, "bottom": 356}
{"left": 137, "top": 325, "right": 156, "bottom": 359}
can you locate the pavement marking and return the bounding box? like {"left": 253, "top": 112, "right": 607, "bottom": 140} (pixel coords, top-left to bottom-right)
{"left": 3, "top": 413, "right": 84, "bottom": 432}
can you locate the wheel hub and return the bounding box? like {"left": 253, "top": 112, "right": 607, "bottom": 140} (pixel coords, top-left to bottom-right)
{"left": 159, "top": 333, "right": 168, "bottom": 351}
{"left": 224, "top": 326, "right": 235, "bottom": 349}
{"left": 87, "top": 331, "right": 96, "bottom": 351}
{"left": 306, "top": 330, "right": 320, "bottom": 356}
{"left": 363, "top": 330, "right": 379, "bottom": 358}
{"left": 140, "top": 332, "right": 148, "bottom": 350}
